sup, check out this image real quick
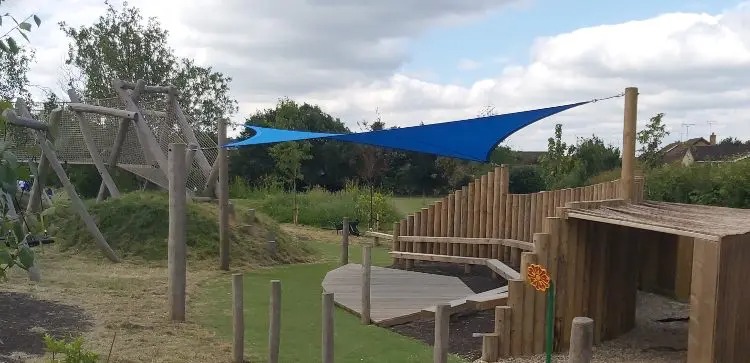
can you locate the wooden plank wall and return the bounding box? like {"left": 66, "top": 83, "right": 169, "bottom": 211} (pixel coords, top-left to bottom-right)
{"left": 395, "top": 165, "right": 636, "bottom": 269}
{"left": 485, "top": 215, "right": 644, "bottom": 358}
{"left": 709, "top": 233, "right": 750, "bottom": 363}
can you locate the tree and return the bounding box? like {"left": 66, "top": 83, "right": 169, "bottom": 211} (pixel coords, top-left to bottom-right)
{"left": 637, "top": 112, "right": 669, "bottom": 168}
{"left": 718, "top": 137, "right": 748, "bottom": 146}
{"left": 539, "top": 123, "right": 575, "bottom": 188}
{"left": 60, "top": 1, "right": 237, "bottom": 131}
{"left": 268, "top": 142, "right": 312, "bottom": 224}
{"left": 565, "top": 135, "right": 621, "bottom": 186}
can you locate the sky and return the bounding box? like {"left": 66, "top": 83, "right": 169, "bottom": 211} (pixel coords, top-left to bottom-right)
{"left": 4, "top": 0, "right": 750, "bottom": 151}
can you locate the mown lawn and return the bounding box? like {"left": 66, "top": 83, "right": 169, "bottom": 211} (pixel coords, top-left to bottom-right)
{"left": 193, "top": 240, "right": 467, "bottom": 363}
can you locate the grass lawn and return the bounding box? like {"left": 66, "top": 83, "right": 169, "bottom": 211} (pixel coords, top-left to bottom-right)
{"left": 193, "top": 238, "right": 467, "bottom": 363}
{"left": 391, "top": 196, "right": 442, "bottom": 217}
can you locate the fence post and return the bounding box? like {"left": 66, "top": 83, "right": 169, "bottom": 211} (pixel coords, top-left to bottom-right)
{"left": 434, "top": 304, "right": 450, "bottom": 363}
{"left": 568, "top": 317, "right": 594, "bottom": 363}
{"left": 168, "top": 143, "right": 187, "bottom": 322}
{"left": 218, "top": 117, "right": 230, "bottom": 270}
{"left": 232, "top": 273, "right": 244, "bottom": 363}
{"left": 340, "top": 217, "right": 349, "bottom": 265}
{"left": 361, "top": 245, "right": 372, "bottom": 324}
{"left": 269, "top": 280, "right": 281, "bottom": 363}
{"left": 322, "top": 292, "right": 334, "bottom": 363}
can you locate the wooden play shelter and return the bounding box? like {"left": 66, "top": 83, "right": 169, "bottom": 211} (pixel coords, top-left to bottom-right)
{"left": 386, "top": 87, "right": 750, "bottom": 362}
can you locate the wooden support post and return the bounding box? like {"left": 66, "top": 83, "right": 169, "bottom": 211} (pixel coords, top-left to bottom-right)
{"left": 218, "top": 118, "right": 230, "bottom": 270}
{"left": 97, "top": 116, "right": 130, "bottom": 202}
{"left": 112, "top": 79, "right": 169, "bottom": 172}
{"left": 520, "top": 252, "right": 537, "bottom": 354}
{"left": 27, "top": 108, "right": 61, "bottom": 212}
{"left": 168, "top": 143, "right": 187, "bottom": 321}
{"left": 6, "top": 106, "right": 120, "bottom": 263}
{"left": 341, "top": 217, "right": 350, "bottom": 265}
{"left": 434, "top": 304, "right": 449, "bottom": 363}
{"left": 495, "top": 306, "right": 511, "bottom": 357}
{"left": 67, "top": 89, "right": 122, "bottom": 200}
{"left": 621, "top": 87, "right": 638, "bottom": 202}
{"left": 269, "top": 280, "right": 281, "bottom": 363}
{"left": 392, "top": 222, "right": 401, "bottom": 266}
{"left": 508, "top": 279, "right": 524, "bottom": 355}
{"left": 406, "top": 215, "right": 415, "bottom": 269}
{"left": 203, "top": 152, "right": 220, "bottom": 198}
{"left": 481, "top": 334, "right": 499, "bottom": 362}
{"left": 362, "top": 245, "right": 372, "bottom": 324}
{"left": 232, "top": 273, "right": 244, "bottom": 363}
{"left": 568, "top": 317, "right": 593, "bottom": 363}
{"left": 168, "top": 85, "right": 213, "bottom": 177}
{"left": 322, "top": 292, "right": 334, "bottom": 363}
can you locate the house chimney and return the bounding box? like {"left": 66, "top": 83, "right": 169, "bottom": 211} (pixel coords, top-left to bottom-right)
{"left": 710, "top": 133, "right": 717, "bottom": 145}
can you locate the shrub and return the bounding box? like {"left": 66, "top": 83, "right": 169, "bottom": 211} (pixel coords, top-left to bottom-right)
{"left": 645, "top": 160, "right": 750, "bottom": 208}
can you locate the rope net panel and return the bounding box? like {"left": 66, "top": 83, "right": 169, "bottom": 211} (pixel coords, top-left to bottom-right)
{"left": 2, "top": 95, "right": 218, "bottom": 193}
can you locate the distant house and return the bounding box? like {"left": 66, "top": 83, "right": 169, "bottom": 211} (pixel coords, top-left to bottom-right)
{"left": 683, "top": 143, "right": 750, "bottom": 165}
{"left": 655, "top": 137, "right": 711, "bottom": 164}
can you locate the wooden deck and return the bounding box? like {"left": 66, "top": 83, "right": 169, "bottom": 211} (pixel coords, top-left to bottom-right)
{"left": 322, "top": 264, "right": 475, "bottom": 326}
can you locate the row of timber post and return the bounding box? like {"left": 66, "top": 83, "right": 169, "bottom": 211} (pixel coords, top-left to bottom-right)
{"left": 393, "top": 164, "right": 644, "bottom": 269}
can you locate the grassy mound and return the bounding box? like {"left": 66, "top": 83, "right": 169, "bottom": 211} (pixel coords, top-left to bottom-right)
{"left": 42, "top": 191, "right": 314, "bottom": 264}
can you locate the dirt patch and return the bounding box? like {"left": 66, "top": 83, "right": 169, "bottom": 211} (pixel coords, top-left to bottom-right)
{"left": 386, "top": 261, "right": 507, "bottom": 360}
{"left": 390, "top": 310, "right": 494, "bottom": 361}
{"left": 0, "top": 291, "right": 92, "bottom": 361}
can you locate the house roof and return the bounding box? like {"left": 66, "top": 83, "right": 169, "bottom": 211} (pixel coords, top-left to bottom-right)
{"left": 690, "top": 144, "right": 750, "bottom": 162}
{"left": 656, "top": 137, "right": 710, "bottom": 164}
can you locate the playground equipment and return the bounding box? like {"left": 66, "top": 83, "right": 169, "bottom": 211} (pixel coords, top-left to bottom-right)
{"left": 324, "top": 87, "right": 750, "bottom": 363}
{"left": 1, "top": 79, "right": 221, "bottom": 262}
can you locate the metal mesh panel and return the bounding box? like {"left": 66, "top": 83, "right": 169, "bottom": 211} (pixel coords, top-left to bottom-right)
{"left": 2, "top": 94, "right": 218, "bottom": 193}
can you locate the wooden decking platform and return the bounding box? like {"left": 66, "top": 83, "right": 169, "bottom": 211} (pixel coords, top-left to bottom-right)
{"left": 322, "top": 264, "right": 475, "bottom": 326}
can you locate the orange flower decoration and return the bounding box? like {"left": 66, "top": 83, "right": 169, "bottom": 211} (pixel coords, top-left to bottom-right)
{"left": 527, "top": 263, "right": 551, "bottom": 292}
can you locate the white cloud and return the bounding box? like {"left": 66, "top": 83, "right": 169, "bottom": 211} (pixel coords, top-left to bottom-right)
{"left": 6, "top": 0, "right": 750, "bottom": 150}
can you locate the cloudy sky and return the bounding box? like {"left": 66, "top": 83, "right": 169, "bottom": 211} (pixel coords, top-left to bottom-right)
{"left": 5, "top": 0, "right": 750, "bottom": 150}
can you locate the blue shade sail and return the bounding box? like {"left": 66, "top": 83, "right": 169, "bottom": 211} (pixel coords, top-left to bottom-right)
{"left": 224, "top": 101, "right": 590, "bottom": 162}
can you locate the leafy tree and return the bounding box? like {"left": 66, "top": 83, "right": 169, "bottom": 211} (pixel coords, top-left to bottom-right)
{"left": 508, "top": 165, "right": 546, "bottom": 193}
{"left": 718, "top": 137, "right": 748, "bottom": 146}
{"left": 636, "top": 112, "right": 669, "bottom": 168}
{"left": 564, "top": 135, "right": 621, "bottom": 186}
{"left": 60, "top": 1, "right": 237, "bottom": 131}
{"left": 268, "top": 142, "right": 312, "bottom": 224}
{"left": 539, "top": 124, "right": 575, "bottom": 188}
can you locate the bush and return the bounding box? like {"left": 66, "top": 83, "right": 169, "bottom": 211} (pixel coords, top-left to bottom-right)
{"left": 252, "top": 181, "right": 400, "bottom": 231}
{"left": 645, "top": 160, "right": 750, "bottom": 208}
{"left": 509, "top": 165, "right": 546, "bottom": 193}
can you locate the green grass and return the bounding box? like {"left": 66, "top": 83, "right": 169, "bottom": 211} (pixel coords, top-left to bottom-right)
{"left": 193, "top": 240, "right": 467, "bottom": 363}
{"left": 391, "top": 196, "right": 441, "bottom": 217}
{"left": 42, "top": 191, "right": 313, "bottom": 264}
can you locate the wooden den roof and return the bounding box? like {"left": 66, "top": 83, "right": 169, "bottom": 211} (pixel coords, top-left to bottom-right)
{"left": 566, "top": 200, "right": 750, "bottom": 241}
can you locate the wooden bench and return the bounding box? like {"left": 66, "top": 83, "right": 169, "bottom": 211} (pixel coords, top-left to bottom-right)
{"left": 388, "top": 251, "right": 487, "bottom": 265}
{"left": 485, "top": 259, "right": 520, "bottom": 280}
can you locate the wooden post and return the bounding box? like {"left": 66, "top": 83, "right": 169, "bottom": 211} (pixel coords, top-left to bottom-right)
{"left": 168, "top": 143, "right": 187, "bottom": 321}
{"left": 621, "top": 87, "right": 638, "bottom": 202}
{"left": 341, "top": 217, "right": 350, "bottom": 265}
{"left": 6, "top": 105, "right": 120, "bottom": 263}
{"left": 481, "top": 334, "right": 499, "bottom": 362}
{"left": 434, "top": 304, "right": 450, "bottom": 363}
{"left": 568, "top": 317, "right": 593, "bottom": 363}
{"left": 232, "top": 273, "right": 244, "bottom": 363}
{"left": 495, "top": 306, "right": 511, "bottom": 357}
{"left": 362, "top": 245, "right": 372, "bottom": 324}
{"left": 392, "top": 222, "right": 401, "bottom": 266}
{"left": 520, "top": 252, "right": 537, "bottom": 354}
{"left": 269, "top": 280, "right": 281, "bottom": 363}
{"left": 27, "top": 109, "right": 61, "bottom": 212}
{"left": 322, "top": 292, "right": 334, "bottom": 363}
{"left": 406, "top": 215, "right": 415, "bottom": 269}
{"left": 218, "top": 118, "right": 230, "bottom": 270}
{"left": 168, "top": 85, "right": 213, "bottom": 177}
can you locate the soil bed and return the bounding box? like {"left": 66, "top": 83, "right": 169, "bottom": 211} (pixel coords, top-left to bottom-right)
{"left": 0, "top": 291, "right": 92, "bottom": 361}
{"left": 387, "top": 261, "right": 508, "bottom": 360}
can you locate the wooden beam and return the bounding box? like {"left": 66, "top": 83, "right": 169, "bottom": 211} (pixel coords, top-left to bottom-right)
{"left": 112, "top": 79, "right": 169, "bottom": 172}
{"left": 97, "top": 116, "right": 130, "bottom": 202}
{"left": 68, "top": 89, "right": 121, "bottom": 200}
{"left": 26, "top": 108, "right": 62, "bottom": 213}
{"left": 388, "top": 251, "right": 487, "bottom": 265}
{"left": 567, "top": 211, "right": 720, "bottom": 241}
{"left": 397, "top": 236, "right": 534, "bottom": 251}
{"left": 486, "top": 259, "right": 521, "bottom": 280}
{"left": 365, "top": 231, "right": 392, "bottom": 239}
{"left": 167, "top": 85, "right": 212, "bottom": 177}
{"left": 67, "top": 102, "right": 137, "bottom": 120}
{"left": 1, "top": 109, "right": 48, "bottom": 131}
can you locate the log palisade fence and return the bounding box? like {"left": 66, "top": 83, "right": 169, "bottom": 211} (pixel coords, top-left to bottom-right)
{"left": 389, "top": 165, "right": 645, "bottom": 270}
{"left": 387, "top": 166, "right": 645, "bottom": 360}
